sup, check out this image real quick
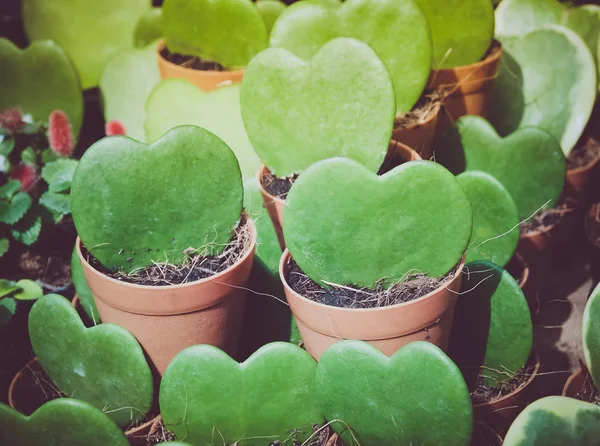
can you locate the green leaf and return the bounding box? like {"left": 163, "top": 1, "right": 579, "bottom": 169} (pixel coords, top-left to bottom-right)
{"left": 70, "top": 126, "right": 243, "bottom": 272}
{"left": 490, "top": 26, "right": 596, "bottom": 155}
{"left": 41, "top": 159, "right": 78, "bottom": 192}
{"left": 41, "top": 148, "right": 59, "bottom": 164}
{"left": 71, "top": 246, "right": 100, "bottom": 323}
{"left": 0, "top": 192, "right": 32, "bottom": 224}
{"left": 495, "top": 0, "right": 565, "bottom": 37}
{"left": 13, "top": 279, "right": 43, "bottom": 301}
{"left": 11, "top": 213, "right": 42, "bottom": 246}
{"left": 22, "top": 0, "right": 150, "bottom": 89}
{"left": 0, "top": 180, "right": 22, "bottom": 199}
{"left": 21, "top": 146, "right": 36, "bottom": 165}
{"left": 0, "top": 136, "right": 15, "bottom": 157}
{"left": 0, "top": 279, "right": 18, "bottom": 298}
{"left": 583, "top": 282, "right": 600, "bottom": 389}
{"left": 162, "top": 0, "right": 268, "bottom": 68}
{"left": 0, "top": 297, "right": 17, "bottom": 326}
{"left": 283, "top": 158, "right": 472, "bottom": 287}
{"left": 240, "top": 38, "right": 395, "bottom": 177}
{"left": 256, "top": 0, "right": 286, "bottom": 34}
{"left": 563, "top": 5, "right": 600, "bottom": 88}
{"left": 134, "top": 8, "right": 163, "bottom": 48}
{"left": 40, "top": 191, "right": 71, "bottom": 215}
{"left": 269, "top": 0, "right": 431, "bottom": 113}
{"left": 0, "top": 39, "right": 82, "bottom": 137}
{"left": 0, "top": 238, "right": 8, "bottom": 257}
{"left": 414, "top": 0, "right": 494, "bottom": 68}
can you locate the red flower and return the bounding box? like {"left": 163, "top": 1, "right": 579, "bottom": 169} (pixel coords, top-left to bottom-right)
{"left": 105, "top": 120, "right": 126, "bottom": 136}
{"left": 0, "top": 108, "right": 25, "bottom": 134}
{"left": 10, "top": 164, "right": 38, "bottom": 192}
{"left": 48, "top": 110, "right": 74, "bottom": 156}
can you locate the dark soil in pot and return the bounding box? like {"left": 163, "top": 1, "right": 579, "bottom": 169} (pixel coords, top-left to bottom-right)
{"left": 393, "top": 89, "right": 443, "bottom": 131}
{"left": 471, "top": 422, "right": 503, "bottom": 446}
{"left": 261, "top": 169, "right": 298, "bottom": 200}
{"left": 520, "top": 204, "right": 574, "bottom": 236}
{"left": 567, "top": 137, "right": 600, "bottom": 170}
{"left": 470, "top": 362, "right": 537, "bottom": 406}
{"left": 570, "top": 368, "right": 600, "bottom": 405}
{"left": 285, "top": 259, "right": 458, "bottom": 309}
{"left": 80, "top": 217, "right": 253, "bottom": 286}
{"left": 159, "top": 46, "right": 227, "bottom": 72}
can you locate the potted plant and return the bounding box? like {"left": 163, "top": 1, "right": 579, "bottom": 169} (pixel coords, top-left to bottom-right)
{"left": 70, "top": 125, "right": 256, "bottom": 374}
{"left": 414, "top": 0, "right": 498, "bottom": 120}
{"left": 241, "top": 37, "right": 419, "bottom": 249}
{"left": 8, "top": 294, "right": 159, "bottom": 444}
{"left": 159, "top": 0, "right": 269, "bottom": 92}
{"left": 280, "top": 156, "right": 472, "bottom": 359}
{"left": 448, "top": 260, "right": 538, "bottom": 432}
{"left": 268, "top": 0, "right": 441, "bottom": 158}
{"left": 437, "top": 115, "right": 569, "bottom": 281}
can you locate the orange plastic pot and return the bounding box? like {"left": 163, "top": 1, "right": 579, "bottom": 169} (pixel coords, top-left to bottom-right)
{"left": 427, "top": 41, "right": 503, "bottom": 121}
{"left": 473, "top": 357, "right": 540, "bottom": 433}
{"left": 565, "top": 149, "right": 600, "bottom": 205}
{"left": 391, "top": 101, "right": 441, "bottom": 160}
{"left": 280, "top": 250, "right": 465, "bottom": 360}
{"left": 75, "top": 219, "right": 256, "bottom": 375}
{"left": 156, "top": 40, "right": 245, "bottom": 92}
{"left": 8, "top": 358, "right": 161, "bottom": 445}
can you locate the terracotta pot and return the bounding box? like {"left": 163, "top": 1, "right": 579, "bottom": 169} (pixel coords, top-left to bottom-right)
{"left": 75, "top": 219, "right": 256, "bottom": 375}
{"left": 562, "top": 367, "right": 587, "bottom": 397}
{"left": 427, "top": 41, "right": 503, "bottom": 122}
{"left": 259, "top": 143, "right": 422, "bottom": 250}
{"left": 586, "top": 203, "right": 600, "bottom": 248}
{"left": 505, "top": 253, "right": 538, "bottom": 319}
{"left": 473, "top": 357, "right": 540, "bottom": 432}
{"left": 280, "top": 250, "right": 465, "bottom": 360}
{"left": 257, "top": 165, "right": 286, "bottom": 251}
{"left": 391, "top": 101, "right": 441, "bottom": 160}
{"left": 8, "top": 358, "right": 161, "bottom": 444}
{"left": 565, "top": 149, "right": 600, "bottom": 205}
{"left": 156, "top": 40, "right": 245, "bottom": 92}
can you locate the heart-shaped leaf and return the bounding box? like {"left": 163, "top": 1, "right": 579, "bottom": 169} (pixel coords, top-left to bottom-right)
{"left": 145, "top": 80, "right": 260, "bottom": 182}
{"left": 583, "top": 282, "right": 600, "bottom": 390}
{"left": 162, "top": 0, "right": 268, "bottom": 68}
{"left": 564, "top": 6, "right": 600, "bottom": 87}
{"left": 503, "top": 396, "right": 600, "bottom": 446}
{"left": 0, "top": 39, "right": 82, "bottom": 137}
{"left": 269, "top": 0, "right": 431, "bottom": 113}
{"left": 437, "top": 116, "right": 565, "bottom": 220}
{"left": 414, "top": 0, "right": 494, "bottom": 68}
{"left": 159, "top": 342, "right": 322, "bottom": 445}
{"left": 317, "top": 340, "right": 473, "bottom": 445}
{"left": 71, "top": 246, "right": 100, "bottom": 323}
{"left": 22, "top": 0, "right": 150, "bottom": 89}
{"left": 256, "top": 0, "right": 286, "bottom": 34}
{"left": 495, "top": 0, "right": 566, "bottom": 37}
{"left": 71, "top": 125, "right": 243, "bottom": 271}
{"left": 0, "top": 399, "right": 129, "bottom": 446}
{"left": 134, "top": 8, "right": 163, "bottom": 48}
{"left": 29, "top": 294, "right": 153, "bottom": 427}
{"left": 489, "top": 26, "right": 596, "bottom": 155}
{"left": 448, "top": 261, "right": 532, "bottom": 387}
{"left": 100, "top": 43, "right": 161, "bottom": 142}
{"left": 284, "top": 157, "right": 472, "bottom": 288}
{"left": 241, "top": 37, "right": 395, "bottom": 177}
{"left": 457, "top": 171, "right": 519, "bottom": 267}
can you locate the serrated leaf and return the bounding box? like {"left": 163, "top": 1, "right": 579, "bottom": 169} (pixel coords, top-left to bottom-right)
{"left": 0, "top": 180, "right": 22, "bottom": 199}
{"left": 0, "top": 136, "right": 15, "bottom": 156}
{"left": 21, "top": 146, "right": 37, "bottom": 165}
{"left": 0, "top": 297, "right": 17, "bottom": 326}
{"left": 0, "top": 279, "right": 18, "bottom": 298}
{"left": 0, "top": 238, "right": 8, "bottom": 257}
{"left": 41, "top": 159, "right": 78, "bottom": 192}
{"left": 11, "top": 213, "right": 42, "bottom": 245}
{"left": 40, "top": 191, "right": 70, "bottom": 215}
{"left": 41, "top": 148, "right": 59, "bottom": 164}
{"left": 14, "top": 279, "right": 43, "bottom": 300}
{"left": 0, "top": 192, "right": 32, "bottom": 224}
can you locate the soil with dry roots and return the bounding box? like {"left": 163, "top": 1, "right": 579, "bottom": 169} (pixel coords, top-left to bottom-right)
{"left": 160, "top": 46, "right": 227, "bottom": 72}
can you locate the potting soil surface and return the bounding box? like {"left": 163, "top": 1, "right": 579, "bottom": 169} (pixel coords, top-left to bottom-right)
{"left": 160, "top": 46, "right": 227, "bottom": 71}
{"left": 262, "top": 169, "right": 298, "bottom": 199}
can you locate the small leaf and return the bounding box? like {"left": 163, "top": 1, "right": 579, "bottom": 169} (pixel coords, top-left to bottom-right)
{"left": 0, "top": 238, "right": 8, "bottom": 257}
{"left": 0, "top": 297, "right": 17, "bottom": 326}
{"left": 14, "top": 279, "right": 43, "bottom": 300}
{"left": 41, "top": 148, "right": 59, "bottom": 164}
{"left": 0, "top": 192, "right": 32, "bottom": 224}
{"left": 0, "top": 136, "right": 15, "bottom": 156}
{"left": 0, "top": 180, "right": 22, "bottom": 199}
{"left": 40, "top": 191, "right": 71, "bottom": 215}
{"left": 21, "top": 146, "right": 37, "bottom": 165}
{"left": 20, "top": 122, "right": 42, "bottom": 135}
{"left": 0, "top": 279, "right": 18, "bottom": 298}
{"left": 41, "top": 159, "right": 78, "bottom": 192}
{"left": 11, "top": 213, "right": 42, "bottom": 245}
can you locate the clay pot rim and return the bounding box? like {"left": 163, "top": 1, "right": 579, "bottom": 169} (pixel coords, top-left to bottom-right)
{"left": 156, "top": 39, "right": 245, "bottom": 78}
{"left": 257, "top": 164, "right": 286, "bottom": 205}
{"left": 392, "top": 97, "right": 442, "bottom": 132}
{"left": 7, "top": 357, "right": 161, "bottom": 436}
{"left": 519, "top": 206, "right": 578, "bottom": 239}
{"left": 76, "top": 216, "right": 257, "bottom": 291}
{"left": 429, "top": 40, "right": 503, "bottom": 76}
{"left": 280, "top": 249, "right": 466, "bottom": 314}
{"left": 472, "top": 354, "right": 541, "bottom": 409}
{"left": 567, "top": 147, "right": 600, "bottom": 175}
{"left": 561, "top": 367, "right": 587, "bottom": 396}
{"left": 508, "top": 252, "right": 530, "bottom": 290}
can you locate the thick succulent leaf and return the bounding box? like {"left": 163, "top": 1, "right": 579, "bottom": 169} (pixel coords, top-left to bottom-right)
{"left": 134, "top": 8, "right": 163, "bottom": 48}
{"left": 495, "top": 0, "right": 565, "bottom": 37}
{"left": 71, "top": 246, "right": 100, "bottom": 323}
{"left": 583, "top": 282, "right": 600, "bottom": 390}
